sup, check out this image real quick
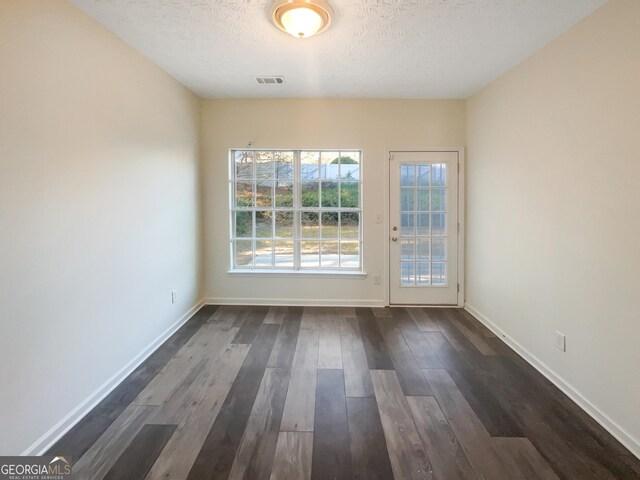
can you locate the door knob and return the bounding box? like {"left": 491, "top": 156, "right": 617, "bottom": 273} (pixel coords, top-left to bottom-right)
{"left": 391, "top": 237, "right": 398, "bottom": 242}
{"left": 392, "top": 226, "right": 398, "bottom": 231}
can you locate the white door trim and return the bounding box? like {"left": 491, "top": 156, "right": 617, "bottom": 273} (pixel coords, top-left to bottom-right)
{"left": 384, "top": 147, "right": 465, "bottom": 307}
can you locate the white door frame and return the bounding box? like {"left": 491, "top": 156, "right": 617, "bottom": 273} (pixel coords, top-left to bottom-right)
{"left": 384, "top": 147, "right": 465, "bottom": 307}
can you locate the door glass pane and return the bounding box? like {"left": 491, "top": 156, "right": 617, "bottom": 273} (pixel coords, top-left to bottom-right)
{"left": 398, "top": 161, "right": 448, "bottom": 287}
{"left": 401, "top": 262, "right": 415, "bottom": 285}
{"left": 401, "top": 239, "right": 414, "bottom": 261}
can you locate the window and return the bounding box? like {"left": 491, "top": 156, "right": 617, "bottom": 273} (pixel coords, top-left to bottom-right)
{"left": 230, "top": 149, "right": 362, "bottom": 272}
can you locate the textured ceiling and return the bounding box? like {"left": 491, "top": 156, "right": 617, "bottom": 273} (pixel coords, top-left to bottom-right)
{"left": 70, "top": 0, "right": 607, "bottom": 99}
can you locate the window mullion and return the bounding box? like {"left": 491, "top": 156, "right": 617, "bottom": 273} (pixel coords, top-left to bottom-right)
{"left": 294, "top": 150, "right": 301, "bottom": 271}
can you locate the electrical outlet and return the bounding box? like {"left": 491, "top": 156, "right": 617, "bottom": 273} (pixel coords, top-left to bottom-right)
{"left": 373, "top": 275, "right": 381, "bottom": 285}
{"left": 171, "top": 290, "right": 177, "bottom": 304}
{"left": 555, "top": 331, "right": 566, "bottom": 352}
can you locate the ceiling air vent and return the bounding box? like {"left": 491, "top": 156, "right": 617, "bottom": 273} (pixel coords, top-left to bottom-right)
{"left": 256, "top": 76, "right": 285, "bottom": 85}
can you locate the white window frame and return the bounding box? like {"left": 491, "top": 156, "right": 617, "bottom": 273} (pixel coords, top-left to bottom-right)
{"left": 228, "top": 149, "right": 364, "bottom": 274}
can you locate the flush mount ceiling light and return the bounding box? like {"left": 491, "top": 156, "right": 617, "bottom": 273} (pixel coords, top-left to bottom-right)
{"left": 271, "top": 0, "right": 333, "bottom": 39}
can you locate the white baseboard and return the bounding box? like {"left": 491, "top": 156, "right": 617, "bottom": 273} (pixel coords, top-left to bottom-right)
{"left": 22, "top": 300, "right": 205, "bottom": 456}
{"left": 204, "top": 297, "right": 386, "bottom": 308}
{"left": 464, "top": 303, "right": 640, "bottom": 460}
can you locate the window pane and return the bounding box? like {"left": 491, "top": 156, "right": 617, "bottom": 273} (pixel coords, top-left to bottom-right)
{"left": 321, "top": 241, "right": 339, "bottom": 267}
{"left": 235, "top": 240, "right": 253, "bottom": 267}
{"left": 274, "top": 240, "right": 294, "bottom": 268}
{"left": 275, "top": 152, "right": 294, "bottom": 179}
{"left": 340, "top": 182, "right": 359, "bottom": 208}
{"left": 401, "top": 164, "right": 414, "bottom": 186}
{"left": 234, "top": 211, "right": 252, "bottom": 238}
{"left": 301, "top": 181, "right": 319, "bottom": 207}
{"left": 300, "top": 240, "right": 320, "bottom": 268}
{"left": 416, "top": 188, "right": 430, "bottom": 211}
{"left": 339, "top": 152, "right": 360, "bottom": 180}
{"left": 301, "top": 212, "right": 319, "bottom": 238}
{"left": 321, "top": 182, "right": 339, "bottom": 207}
{"left": 275, "top": 211, "right": 294, "bottom": 238}
{"left": 321, "top": 212, "right": 339, "bottom": 238}
{"left": 340, "top": 241, "right": 359, "bottom": 268}
{"left": 235, "top": 151, "right": 254, "bottom": 179}
{"left": 340, "top": 212, "right": 359, "bottom": 239}
{"left": 431, "top": 188, "right": 445, "bottom": 212}
{"left": 255, "top": 211, "right": 273, "bottom": 238}
{"left": 275, "top": 182, "right": 293, "bottom": 207}
{"left": 416, "top": 263, "right": 430, "bottom": 285}
{"left": 256, "top": 181, "right": 273, "bottom": 207}
{"left": 235, "top": 181, "right": 253, "bottom": 207}
{"left": 301, "top": 151, "right": 319, "bottom": 179}
{"left": 320, "top": 151, "right": 340, "bottom": 180}
{"left": 231, "top": 149, "right": 362, "bottom": 272}
{"left": 255, "top": 240, "right": 273, "bottom": 267}
{"left": 401, "top": 188, "right": 414, "bottom": 212}
{"left": 417, "top": 165, "right": 430, "bottom": 186}
{"left": 256, "top": 151, "right": 274, "bottom": 179}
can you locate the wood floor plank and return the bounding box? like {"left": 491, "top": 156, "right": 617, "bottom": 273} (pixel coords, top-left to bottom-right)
{"left": 403, "top": 331, "right": 444, "bottom": 369}
{"left": 356, "top": 307, "right": 394, "bottom": 370}
{"left": 318, "top": 327, "right": 343, "bottom": 369}
{"left": 73, "top": 405, "right": 157, "bottom": 480}
{"left": 336, "top": 306, "right": 356, "bottom": 317}
{"left": 270, "top": 432, "right": 313, "bottom": 480}
{"left": 280, "top": 329, "right": 320, "bottom": 431}
{"left": 46, "top": 305, "right": 216, "bottom": 460}
{"left": 264, "top": 306, "right": 287, "bottom": 325}
{"left": 443, "top": 309, "right": 497, "bottom": 356}
{"left": 406, "top": 396, "right": 479, "bottom": 480}
{"left": 103, "top": 424, "right": 176, "bottom": 480}
{"left": 346, "top": 397, "right": 394, "bottom": 480}
{"left": 407, "top": 307, "right": 441, "bottom": 331}
{"left": 370, "top": 370, "right": 434, "bottom": 480}
{"left": 301, "top": 306, "right": 324, "bottom": 330}
{"left": 267, "top": 306, "right": 303, "bottom": 369}
{"left": 145, "top": 343, "right": 250, "bottom": 480}
{"left": 232, "top": 306, "right": 270, "bottom": 344}
{"left": 491, "top": 437, "right": 561, "bottom": 480}
{"left": 133, "top": 324, "right": 239, "bottom": 406}
{"left": 311, "top": 369, "right": 352, "bottom": 480}
{"left": 227, "top": 367, "right": 291, "bottom": 480}
{"left": 422, "top": 369, "right": 509, "bottom": 480}
{"left": 377, "top": 317, "right": 432, "bottom": 396}
{"left": 458, "top": 309, "right": 496, "bottom": 338}
{"left": 371, "top": 307, "right": 392, "bottom": 318}
{"left": 185, "top": 323, "right": 280, "bottom": 480}
{"left": 340, "top": 318, "right": 374, "bottom": 397}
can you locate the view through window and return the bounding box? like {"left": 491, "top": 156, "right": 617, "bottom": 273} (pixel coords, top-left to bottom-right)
{"left": 230, "top": 150, "right": 362, "bottom": 271}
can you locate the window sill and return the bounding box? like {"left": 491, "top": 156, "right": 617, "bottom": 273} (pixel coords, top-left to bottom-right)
{"left": 227, "top": 270, "right": 367, "bottom": 279}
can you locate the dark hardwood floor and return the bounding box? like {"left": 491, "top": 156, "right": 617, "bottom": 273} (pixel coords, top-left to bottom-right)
{"left": 48, "top": 305, "right": 640, "bottom": 480}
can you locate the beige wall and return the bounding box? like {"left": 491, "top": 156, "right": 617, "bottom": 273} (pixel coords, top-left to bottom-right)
{"left": 200, "top": 99, "right": 466, "bottom": 304}
{"left": 0, "top": 1, "right": 202, "bottom": 454}
{"left": 466, "top": 0, "right": 640, "bottom": 455}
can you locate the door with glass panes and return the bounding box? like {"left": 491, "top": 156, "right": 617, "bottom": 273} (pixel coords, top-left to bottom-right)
{"left": 389, "top": 151, "right": 459, "bottom": 305}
